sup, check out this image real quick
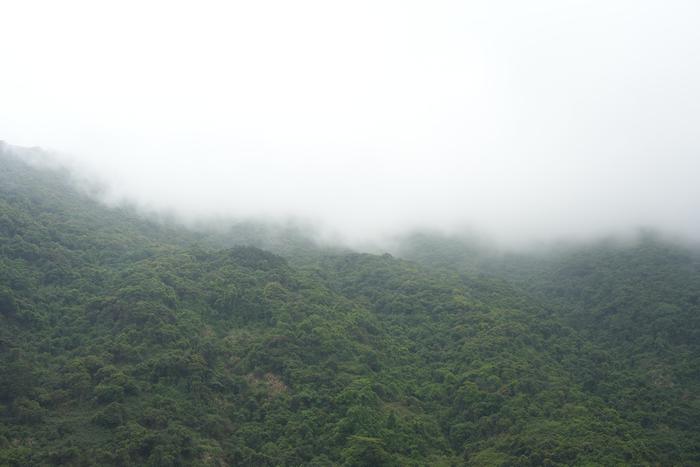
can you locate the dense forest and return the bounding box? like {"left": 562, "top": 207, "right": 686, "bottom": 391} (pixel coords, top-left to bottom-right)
{"left": 1, "top": 144, "right": 699, "bottom": 465}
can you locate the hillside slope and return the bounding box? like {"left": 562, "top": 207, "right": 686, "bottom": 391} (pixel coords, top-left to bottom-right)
{"left": 0, "top": 146, "right": 698, "bottom": 465}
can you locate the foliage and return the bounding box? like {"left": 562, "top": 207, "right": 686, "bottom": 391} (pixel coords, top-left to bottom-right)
{"left": 0, "top": 147, "right": 699, "bottom": 465}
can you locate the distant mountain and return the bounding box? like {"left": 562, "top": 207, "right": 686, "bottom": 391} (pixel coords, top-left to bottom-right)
{"left": 1, "top": 144, "right": 698, "bottom": 465}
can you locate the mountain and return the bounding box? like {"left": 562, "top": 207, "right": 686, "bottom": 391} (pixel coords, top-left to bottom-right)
{"left": 0, "top": 144, "right": 698, "bottom": 465}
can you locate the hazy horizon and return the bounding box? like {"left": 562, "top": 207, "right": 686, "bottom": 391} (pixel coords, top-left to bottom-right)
{"left": 2, "top": 1, "right": 699, "bottom": 246}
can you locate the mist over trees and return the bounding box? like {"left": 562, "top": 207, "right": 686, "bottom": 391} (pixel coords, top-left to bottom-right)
{"left": 2, "top": 1, "right": 700, "bottom": 245}
{"left": 1, "top": 142, "right": 699, "bottom": 465}
{"left": 1, "top": 1, "right": 700, "bottom": 465}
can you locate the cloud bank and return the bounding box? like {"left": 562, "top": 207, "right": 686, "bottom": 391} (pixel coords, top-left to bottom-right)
{"left": 1, "top": 0, "right": 699, "bottom": 244}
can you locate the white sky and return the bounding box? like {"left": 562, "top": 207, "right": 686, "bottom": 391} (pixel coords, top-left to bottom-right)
{"left": 1, "top": 0, "right": 699, "bottom": 244}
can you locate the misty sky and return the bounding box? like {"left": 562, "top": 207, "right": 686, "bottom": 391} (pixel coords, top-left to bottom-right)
{"left": 1, "top": 0, "right": 699, "bottom": 244}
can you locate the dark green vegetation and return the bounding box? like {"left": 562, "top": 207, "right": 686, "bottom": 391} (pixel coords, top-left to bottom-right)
{"left": 1, "top": 144, "right": 699, "bottom": 465}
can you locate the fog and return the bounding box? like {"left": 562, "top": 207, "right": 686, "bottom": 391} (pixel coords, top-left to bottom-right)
{"left": 2, "top": 1, "right": 699, "bottom": 246}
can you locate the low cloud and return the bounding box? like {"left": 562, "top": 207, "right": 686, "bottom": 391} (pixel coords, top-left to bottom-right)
{"left": 2, "top": 0, "right": 699, "bottom": 246}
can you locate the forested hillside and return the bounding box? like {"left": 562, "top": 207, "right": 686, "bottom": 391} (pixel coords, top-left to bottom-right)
{"left": 1, "top": 146, "right": 699, "bottom": 465}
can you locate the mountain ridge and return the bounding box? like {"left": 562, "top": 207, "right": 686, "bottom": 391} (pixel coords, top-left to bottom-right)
{"left": 0, "top": 145, "right": 698, "bottom": 465}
